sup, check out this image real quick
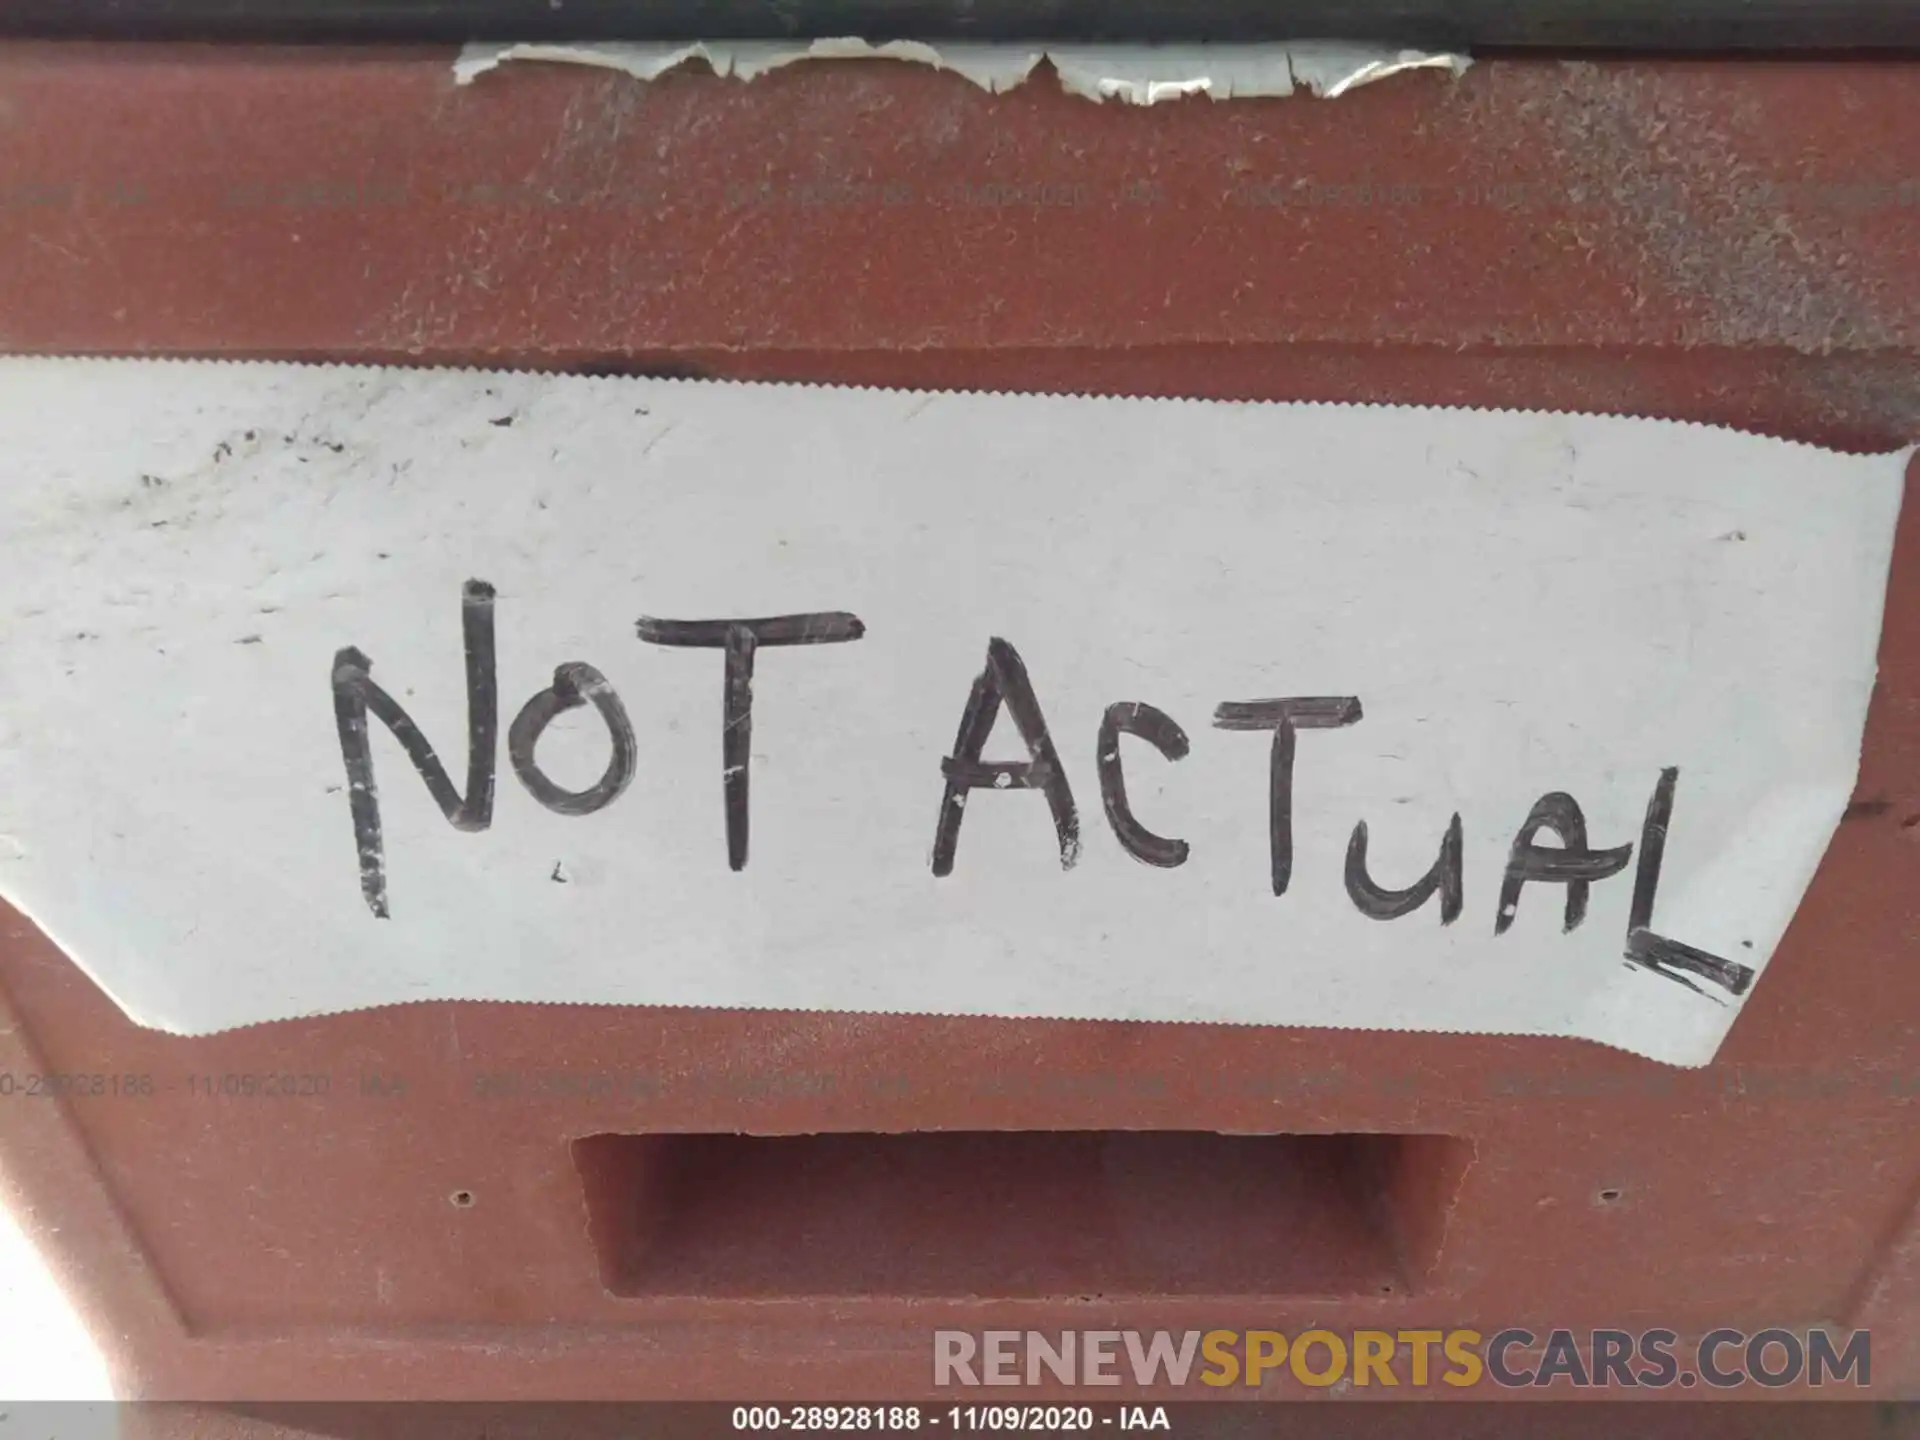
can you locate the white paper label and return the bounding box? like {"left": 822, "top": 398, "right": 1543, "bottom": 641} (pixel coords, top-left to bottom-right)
{"left": 0, "top": 362, "right": 1904, "bottom": 1062}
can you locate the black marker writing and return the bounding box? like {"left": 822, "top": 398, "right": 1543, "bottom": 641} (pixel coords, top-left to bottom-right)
{"left": 332, "top": 579, "right": 499, "bottom": 919}
{"left": 1213, "top": 696, "right": 1363, "bottom": 896}
{"left": 325, "top": 595, "right": 1754, "bottom": 1018}
{"left": 932, "top": 638, "right": 1079, "bottom": 877}
{"left": 508, "top": 663, "right": 637, "bottom": 817}
{"left": 1623, "top": 768, "right": 1756, "bottom": 997}
{"left": 1496, "top": 791, "right": 1633, "bottom": 935}
{"left": 1346, "top": 814, "right": 1464, "bottom": 923}
{"left": 1097, "top": 701, "right": 1191, "bottom": 869}
{"left": 635, "top": 612, "right": 865, "bottom": 871}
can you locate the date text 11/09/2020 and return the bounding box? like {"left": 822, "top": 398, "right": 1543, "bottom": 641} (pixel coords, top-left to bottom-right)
{"left": 333, "top": 583, "right": 1754, "bottom": 1002}
{"left": 730, "top": 1408, "right": 1167, "bottom": 1432}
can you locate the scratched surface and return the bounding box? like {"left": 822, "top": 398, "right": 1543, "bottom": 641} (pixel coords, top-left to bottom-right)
{"left": 0, "top": 44, "right": 1914, "bottom": 1402}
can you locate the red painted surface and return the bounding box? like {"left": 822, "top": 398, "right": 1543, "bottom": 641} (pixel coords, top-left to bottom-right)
{"left": 0, "top": 42, "right": 1915, "bottom": 1402}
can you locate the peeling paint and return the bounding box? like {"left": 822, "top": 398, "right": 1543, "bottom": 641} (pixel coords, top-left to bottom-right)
{"left": 453, "top": 38, "right": 1471, "bottom": 104}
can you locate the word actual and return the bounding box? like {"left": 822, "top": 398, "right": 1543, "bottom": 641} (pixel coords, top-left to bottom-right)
{"left": 331, "top": 582, "right": 1754, "bottom": 998}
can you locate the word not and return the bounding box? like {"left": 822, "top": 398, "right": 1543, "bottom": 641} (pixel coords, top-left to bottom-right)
{"left": 333, "top": 582, "right": 1754, "bottom": 997}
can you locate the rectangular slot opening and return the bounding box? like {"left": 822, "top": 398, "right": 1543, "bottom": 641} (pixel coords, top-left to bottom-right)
{"left": 573, "top": 1130, "right": 1471, "bottom": 1300}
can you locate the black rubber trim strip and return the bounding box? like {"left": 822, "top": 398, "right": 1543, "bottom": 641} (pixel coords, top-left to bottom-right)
{"left": 5, "top": 0, "right": 1920, "bottom": 50}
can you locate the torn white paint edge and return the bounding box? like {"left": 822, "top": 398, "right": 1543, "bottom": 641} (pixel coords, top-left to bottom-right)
{"left": 450, "top": 38, "right": 1471, "bottom": 103}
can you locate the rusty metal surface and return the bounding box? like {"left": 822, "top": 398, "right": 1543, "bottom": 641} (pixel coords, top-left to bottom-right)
{"left": 0, "top": 43, "right": 1915, "bottom": 1401}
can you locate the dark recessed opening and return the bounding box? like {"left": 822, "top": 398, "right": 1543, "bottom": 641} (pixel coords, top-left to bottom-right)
{"left": 573, "top": 1130, "right": 1471, "bottom": 1300}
